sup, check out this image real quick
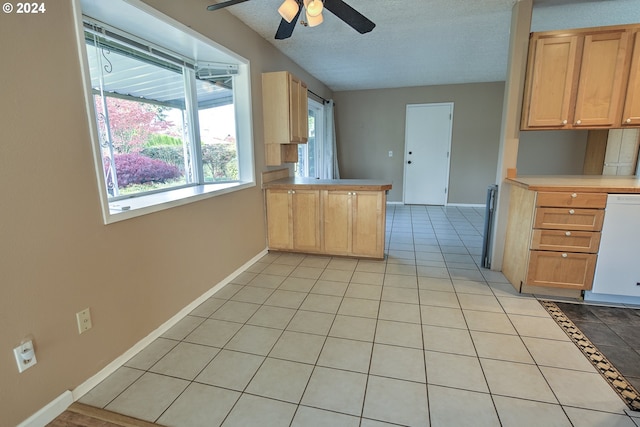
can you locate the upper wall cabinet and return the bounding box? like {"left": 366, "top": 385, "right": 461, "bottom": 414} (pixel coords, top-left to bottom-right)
{"left": 622, "top": 31, "right": 640, "bottom": 126}
{"left": 262, "top": 71, "right": 309, "bottom": 166}
{"left": 521, "top": 24, "right": 640, "bottom": 130}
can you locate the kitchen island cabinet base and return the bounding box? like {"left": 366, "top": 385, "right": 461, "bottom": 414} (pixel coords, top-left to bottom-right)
{"left": 263, "top": 178, "right": 391, "bottom": 260}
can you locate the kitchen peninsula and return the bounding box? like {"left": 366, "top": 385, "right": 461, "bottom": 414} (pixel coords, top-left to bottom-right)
{"left": 262, "top": 174, "right": 392, "bottom": 259}
{"left": 502, "top": 175, "right": 640, "bottom": 298}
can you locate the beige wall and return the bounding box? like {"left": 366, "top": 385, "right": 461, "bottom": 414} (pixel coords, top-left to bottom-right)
{"left": 0, "top": 1, "right": 330, "bottom": 425}
{"left": 333, "top": 83, "right": 505, "bottom": 204}
{"left": 517, "top": 130, "right": 589, "bottom": 175}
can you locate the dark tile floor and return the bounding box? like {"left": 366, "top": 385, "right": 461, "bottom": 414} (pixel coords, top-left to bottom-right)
{"left": 555, "top": 302, "right": 640, "bottom": 391}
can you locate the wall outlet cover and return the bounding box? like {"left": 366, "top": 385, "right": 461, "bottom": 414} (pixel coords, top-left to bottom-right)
{"left": 13, "top": 341, "right": 37, "bottom": 373}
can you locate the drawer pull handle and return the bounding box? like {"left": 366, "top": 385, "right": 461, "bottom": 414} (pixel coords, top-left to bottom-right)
{"left": 565, "top": 231, "right": 571, "bottom": 236}
{"left": 569, "top": 209, "right": 575, "bottom": 215}
{"left": 562, "top": 253, "right": 568, "bottom": 258}
{"left": 571, "top": 193, "right": 577, "bottom": 198}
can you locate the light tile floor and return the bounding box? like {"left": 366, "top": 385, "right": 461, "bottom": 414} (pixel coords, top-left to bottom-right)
{"left": 79, "top": 205, "right": 640, "bottom": 427}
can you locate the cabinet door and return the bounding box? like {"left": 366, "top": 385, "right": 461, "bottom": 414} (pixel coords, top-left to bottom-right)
{"left": 266, "top": 189, "right": 293, "bottom": 250}
{"left": 288, "top": 74, "right": 308, "bottom": 144}
{"left": 323, "top": 190, "right": 352, "bottom": 255}
{"left": 523, "top": 35, "right": 579, "bottom": 128}
{"left": 527, "top": 250, "right": 596, "bottom": 290}
{"left": 573, "top": 31, "right": 629, "bottom": 127}
{"left": 622, "top": 31, "right": 640, "bottom": 126}
{"left": 291, "top": 190, "right": 320, "bottom": 251}
{"left": 351, "top": 191, "right": 384, "bottom": 258}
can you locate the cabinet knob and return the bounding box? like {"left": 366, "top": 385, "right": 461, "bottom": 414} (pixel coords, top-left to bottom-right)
{"left": 576, "top": 120, "right": 582, "bottom": 125}
{"left": 569, "top": 209, "right": 575, "bottom": 215}
{"left": 565, "top": 231, "right": 571, "bottom": 236}
{"left": 571, "top": 193, "right": 577, "bottom": 198}
{"left": 291, "top": 190, "right": 295, "bottom": 194}
{"left": 562, "top": 253, "right": 568, "bottom": 258}
{"left": 562, "top": 119, "right": 567, "bottom": 125}
{"left": 627, "top": 118, "right": 632, "bottom": 123}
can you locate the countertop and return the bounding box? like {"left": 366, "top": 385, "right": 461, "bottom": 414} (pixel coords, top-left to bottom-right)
{"left": 506, "top": 175, "right": 640, "bottom": 193}
{"left": 263, "top": 177, "right": 392, "bottom": 191}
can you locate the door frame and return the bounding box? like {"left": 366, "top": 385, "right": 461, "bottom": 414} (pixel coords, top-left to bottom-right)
{"left": 402, "top": 102, "right": 454, "bottom": 205}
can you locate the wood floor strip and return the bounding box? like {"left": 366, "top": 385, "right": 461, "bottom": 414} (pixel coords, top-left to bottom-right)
{"left": 47, "top": 402, "right": 163, "bottom": 427}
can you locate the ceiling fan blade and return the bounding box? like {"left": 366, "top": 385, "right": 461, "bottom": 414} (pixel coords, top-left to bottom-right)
{"left": 207, "top": 0, "right": 251, "bottom": 11}
{"left": 275, "top": 7, "right": 302, "bottom": 40}
{"left": 323, "top": 0, "right": 375, "bottom": 34}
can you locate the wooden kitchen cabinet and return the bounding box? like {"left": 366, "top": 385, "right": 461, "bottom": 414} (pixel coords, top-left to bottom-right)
{"left": 526, "top": 250, "right": 597, "bottom": 289}
{"left": 522, "top": 25, "right": 636, "bottom": 130}
{"left": 503, "top": 186, "right": 606, "bottom": 292}
{"left": 522, "top": 35, "right": 580, "bottom": 128}
{"left": 262, "top": 71, "right": 308, "bottom": 166}
{"left": 622, "top": 31, "right": 640, "bottom": 126}
{"left": 323, "top": 190, "right": 385, "bottom": 258}
{"left": 265, "top": 189, "right": 320, "bottom": 252}
{"left": 263, "top": 177, "right": 391, "bottom": 259}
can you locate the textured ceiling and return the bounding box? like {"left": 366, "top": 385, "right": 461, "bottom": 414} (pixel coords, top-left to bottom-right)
{"left": 208, "top": 0, "right": 640, "bottom": 91}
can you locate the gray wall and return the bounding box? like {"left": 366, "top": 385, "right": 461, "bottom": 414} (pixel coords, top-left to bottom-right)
{"left": 333, "top": 82, "right": 505, "bottom": 204}
{"left": 517, "top": 130, "right": 589, "bottom": 175}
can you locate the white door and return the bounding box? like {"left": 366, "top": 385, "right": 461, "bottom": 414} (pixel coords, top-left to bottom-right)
{"left": 403, "top": 103, "right": 453, "bottom": 205}
{"left": 602, "top": 129, "right": 640, "bottom": 175}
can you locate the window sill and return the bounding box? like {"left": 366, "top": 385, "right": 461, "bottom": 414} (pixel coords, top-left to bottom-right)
{"left": 104, "top": 181, "right": 255, "bottom": 224}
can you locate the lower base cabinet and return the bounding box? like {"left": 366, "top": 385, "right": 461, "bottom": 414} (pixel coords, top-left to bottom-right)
{"left": 266, "top": 189, "right": 320, "bottom": 252}
{"left": 265, "top": 187, "right": 386, "bottom": 259}
{"left": 503, "top": 185, "right": 605, "bottom": 293}
{"left": 323, "top": 190, "right": 385, "bottom": 258}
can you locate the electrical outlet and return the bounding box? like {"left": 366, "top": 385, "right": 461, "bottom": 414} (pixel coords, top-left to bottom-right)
{"left": 13, "top": 340, "right": 37, "bottom": 373}
{"left": 76, "top": 308, "right": 92, "bottom": 334}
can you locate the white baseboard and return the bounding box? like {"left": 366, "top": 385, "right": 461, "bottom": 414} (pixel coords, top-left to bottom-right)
{"left": 447, "top": 203, "right": 486, "bottom": 208}
{"left": 19, "top": 248, "right": 268, "bottom": 427}
{"left": 17, "top": 390, "right": 74, "bottom": 427}
{"left": 388, "top": 201, "right": 486, "bottom": 208}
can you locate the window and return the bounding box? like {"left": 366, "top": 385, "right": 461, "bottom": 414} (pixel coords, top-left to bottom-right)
{"left": 76, "top": 0, "right": 254, "bottom": 223}
{"left": 296, "top": 98, "right": 325, "bottom": 178}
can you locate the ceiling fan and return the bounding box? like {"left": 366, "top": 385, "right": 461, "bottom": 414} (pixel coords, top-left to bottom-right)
{"left": 206, "top": 0, "right": 375, "bottom": 40}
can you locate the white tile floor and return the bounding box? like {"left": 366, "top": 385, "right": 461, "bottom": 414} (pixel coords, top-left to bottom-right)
{"left": 79, "top": 205, "right": 640, "bottom": 427}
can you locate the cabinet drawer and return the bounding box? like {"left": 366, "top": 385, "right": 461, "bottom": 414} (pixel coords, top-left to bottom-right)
{"left": 527, "top": 250, "right": 596, "bottom": 290}
{"left": 536, "top": 192, "right": 607, "bottom": 208}
{"left": 533, "top": 207, "right": 604, "bottom": 231}
{"left": 531, "top": 229, "right": 601, "bottom": 253}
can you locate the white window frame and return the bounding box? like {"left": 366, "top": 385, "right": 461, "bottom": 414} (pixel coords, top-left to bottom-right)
{"left": 72, "top": 0, "right": 255, "bottom": 224}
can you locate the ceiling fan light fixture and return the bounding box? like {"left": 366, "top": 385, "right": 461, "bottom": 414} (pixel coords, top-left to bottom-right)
{"left": 306, "top": 9, "right": 323, "bottom": 27}
{"left": 278, "top": 0, "right": 299, "bottom": 23}
{"left": 306, "top": 0, "right": 323, "bottom": 17}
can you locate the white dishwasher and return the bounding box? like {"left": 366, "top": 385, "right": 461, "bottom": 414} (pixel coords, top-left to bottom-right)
{"left": 585, "top": 194, "right": 640, "bottom": 305}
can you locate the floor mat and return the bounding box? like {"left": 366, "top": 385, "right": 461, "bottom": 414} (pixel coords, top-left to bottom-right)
{"left": 541, "top": 300, "right": 640, "bottom": 412}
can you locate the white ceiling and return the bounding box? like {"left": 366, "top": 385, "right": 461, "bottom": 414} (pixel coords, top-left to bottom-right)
{"left": 207, "top": 0, "right": 640, "bottom": 91}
